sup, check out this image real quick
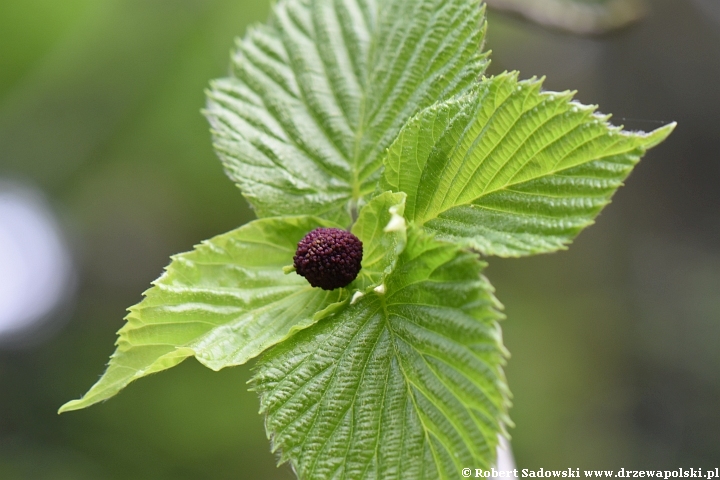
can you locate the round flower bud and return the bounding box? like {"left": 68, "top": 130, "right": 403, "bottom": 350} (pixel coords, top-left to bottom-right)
{"left": 293, "top": 228, "right": 363, "bottom": 290}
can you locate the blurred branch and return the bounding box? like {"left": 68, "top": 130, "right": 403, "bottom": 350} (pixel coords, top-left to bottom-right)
{"left": 691, "top": 0, "right": 720, "bottom": 27}
{"left": 485, "top": 0, "right": 648, "bottom": 35}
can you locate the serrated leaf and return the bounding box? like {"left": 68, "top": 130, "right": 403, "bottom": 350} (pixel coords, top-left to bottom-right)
{"left": 252, "top": 229, "right": 510, "bottom": 479}
{"left": 349, "top": 191, "right": 407, "bottom": 292}
{"left": 61, "top": 203, "right": 412, "bottom": 413}
{"left": 380, "top": 72, "right": 675, "bottom": 257}
{"left": 205, "top": 0, "right": 489, "bottom": 225}
{"left": 60, "top": 216, "right": 348, "bottom": 413}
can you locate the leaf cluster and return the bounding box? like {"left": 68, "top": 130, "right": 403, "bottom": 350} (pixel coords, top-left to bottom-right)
{"left": 60, "top": 0, "right": 673, "bottom": 477}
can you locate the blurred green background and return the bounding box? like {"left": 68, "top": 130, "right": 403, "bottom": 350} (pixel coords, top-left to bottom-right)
{"left": 0, "top": 0, "right": 718, "bottom": 478}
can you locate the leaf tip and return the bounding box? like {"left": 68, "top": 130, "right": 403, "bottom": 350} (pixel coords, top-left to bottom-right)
{"left": 645, "top": 121, "right": 677, "bottom": 148}
{"left": 58, "top": 398, "right": 87, "bottom": 414}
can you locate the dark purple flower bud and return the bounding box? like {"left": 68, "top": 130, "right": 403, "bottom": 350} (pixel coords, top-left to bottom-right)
{"left": 293, "top": 228, "right": 363, "bottom": 290}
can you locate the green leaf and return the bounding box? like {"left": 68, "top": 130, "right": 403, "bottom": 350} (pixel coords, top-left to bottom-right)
{"left": 381, "top": 72, "right": 675, "bottom": 257}
{"left": 205, "top": 0, "right": 489, "bottom": 225}
{"left": 252, "top": 228, "right": 511, "bottom": 478}
{"left": 60, "top": 199, "right": 411, "bottom": 413}
{"left": 349, "top": 191, "right": 407, "bottom": 292}
{"left": 60, "top": 216, "right": 348, "bottom": 413}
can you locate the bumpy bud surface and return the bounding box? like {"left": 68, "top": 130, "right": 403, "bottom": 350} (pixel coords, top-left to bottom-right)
{"left": 293, "top": 228, "right": 363, "bottom": 290}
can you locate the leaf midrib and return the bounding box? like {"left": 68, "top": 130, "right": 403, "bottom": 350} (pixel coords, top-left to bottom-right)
{"left": 349, "top": 0, "right": 380, "bottom": 202}
{"left": 304, "top": 306, "right": 387, "bottom": 479}
{"left": 379, "top": 292, "right": 452, "bottom": 478}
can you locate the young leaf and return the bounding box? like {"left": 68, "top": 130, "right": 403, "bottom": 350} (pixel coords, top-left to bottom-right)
{"left": 349, "top": 191, "right": 407, "bottom": 291}
{"left": 60, "top": 216, "right": 348, "bottom": 413}
{"left": 205, "top": 0, "right": 489, "bottom": 225}
{"left": 60, "top": 199, "right": 411, "bottom": 413}
{"left": 253, "top": 229, "right": 511, "bottom": 478}
{"left": 381, "top": 72, "right": 675, "bottom": 257}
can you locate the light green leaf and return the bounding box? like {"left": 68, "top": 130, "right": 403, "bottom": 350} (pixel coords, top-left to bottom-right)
{"left": 60, "top": 216, "right": 348, "bottom": 413}
{"left": 60, "top": 202, "right": 411, "bottom": 413}
{"left": 349, "top": 191, "right": 407, "bottom": 292}
{"left": 252, "top": 228, "right": 511, "bottom": 478}
{"left": 205, "top": 0, "right": 489, "bottom": 225}
{"left": 381, "top": 72, "right": 675, "bottom": 257}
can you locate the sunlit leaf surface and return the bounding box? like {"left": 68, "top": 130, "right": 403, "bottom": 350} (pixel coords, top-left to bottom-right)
{"left": 60, "top": 216, "right": 347, "bottom": 412}
{"left": 253, "top": 229, "right": 511, "bottom": 478}
{"left": 62, "top": 0, "right": 674, "bottom": 476}
{"left": 381, "top": 72, "right": 675, "bottom": 257}
{"left": 205, "top": 0, "right": 489, "bottom": 224}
